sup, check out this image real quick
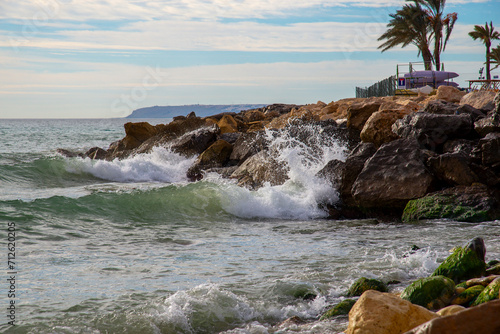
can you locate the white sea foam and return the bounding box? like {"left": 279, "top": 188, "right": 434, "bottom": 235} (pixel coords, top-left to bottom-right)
{"left": 66, "top": 146, "right": 197, "bottom": 183}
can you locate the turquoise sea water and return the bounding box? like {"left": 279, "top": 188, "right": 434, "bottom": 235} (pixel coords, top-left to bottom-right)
{"left": 1, "top": 118, "right": 499, "bottom": 333}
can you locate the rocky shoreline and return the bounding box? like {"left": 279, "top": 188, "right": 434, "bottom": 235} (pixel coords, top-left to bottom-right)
{"left": 61, "top": 86, "right": 500, "bottom": 223}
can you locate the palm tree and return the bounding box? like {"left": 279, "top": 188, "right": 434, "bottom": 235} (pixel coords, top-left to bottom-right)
{"left": 469, "top": 22, "right": 500, "bottom": 80}
{"left": 490, "top": 45, "right": 500, "bottom": 71}
{"left": 378, "top": 3, "right": 434, "bottom": 70}
{"left": 412, "top": 0, "right": 458, "bottom": 72}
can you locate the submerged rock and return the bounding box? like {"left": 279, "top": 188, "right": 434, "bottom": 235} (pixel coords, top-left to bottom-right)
{"left": 400, "top": 275, "right": 455, "bottom": 310}
{"left": 432, "top": 241, "right": 486, "bottom": 283}
{"left": 320, "top": 299, "right": 357, "bottom": 320}
{"left": 347, "top": 277, "right": 388, "bottom": 297}
{"left": 346, "top": 290, "right": 438, "bottom": 334}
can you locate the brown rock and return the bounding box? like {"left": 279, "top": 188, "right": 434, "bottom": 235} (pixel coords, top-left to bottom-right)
{"left": 346, "top": 290, "right": 439, "bottom": 334}
{"left": 197, "top": 140, "right": 233, "bottom": 167}
{"left": 460, "top": 90, "right": 497, "bottom": 109}
{"left": 347, "top": 98, "right": 384, "bottom": 131}
{"left": 230, "top": 150, "right": 288, "bottom": 189}
{"left": 436, "top": 86, "right": 466, "bottom": 103}
{"left": 320, "top": 101, "right": 339, "bottom": 116}
{"left": 360, "top": 109, "right": 409, "bottom": 147}
{"left": 404, "top": 299, "right": 500, "bottom": 334}
{"left": 124, "top": 122, "right": 158, "bottom": 142}
{"left": 436, "top": 305, "right": 465, "bottom": 316}
{"left": 218, "top": 115, "right": 239, "bottom": 134}
{"left": 244, "top": 110, "right": 266, "bottom": 122}
{"left": 426, "top": 153, "right": 479, "bottom": 186}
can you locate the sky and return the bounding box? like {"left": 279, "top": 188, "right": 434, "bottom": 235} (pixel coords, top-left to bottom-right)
{"left": 1, "top": 0, "right": 499, "bottom": 118}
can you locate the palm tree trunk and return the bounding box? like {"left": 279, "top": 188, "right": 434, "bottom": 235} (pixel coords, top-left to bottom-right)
{"left": 486, "top": 44, "right": 491, "bottom": 81}
{"left": 422, "top": 48, "right": 433, "bottom": 70}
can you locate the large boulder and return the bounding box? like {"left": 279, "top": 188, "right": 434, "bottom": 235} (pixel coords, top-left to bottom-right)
{"left": 124, "top": 121, "right": 158, "bottom": 142}
{"left": 230, "top": 150, "right": 288, "bottom": 189}
{"left": 218, "top": 115, "right": 239, "bottom": 134}
{"left": 479, "top": 133, "right": 500, "bottom": 165}
{"left": 400, "top": 276, "right": 456, "bottom": 310}
{"left": 432, "top": 239, "right": 486, "bottom": 283}
{"left": 230, "top": 132, "right": 268, "bottom": 165}
{"left": 435, "top": 86, "right": 466, "bottom": 103}
{"left": 170, "top": 126, "right": 219, "bottom": 157}
{"left": 423, "top": 100, "right": 459, "bottom": 115}
{"left": 346, "top": 290, "right": 439, "bottom": 334}
{"left": 351, "top": 138, "right": 434, "bottom": 210}
{"left": 360, "top": 109, "right": 409, "bottom": 147}
{"left": 402, "top": 184, "right": 500, "bottom": 223}
{"left": 393, "top": 113, "right": 473, "bottom": 151}
{"left": 339, "top": 143, "right": 377, "bottom": 208}
{"left": 347, "top": 98, "right": 385, "bottom": 131}
{"left": 475, "top": 114, "right": 500, "bottom": 137}
{"left": 404, "top": 299, "right": 500, "bottom": 334}
{"left": 460, "top": 90, "right": 497, "bottom": 110}
{"left": 426, "top": 153, "right": 479, "bottom": 186}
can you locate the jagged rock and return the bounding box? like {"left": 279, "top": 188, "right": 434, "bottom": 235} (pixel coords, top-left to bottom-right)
{"left": 218, "top": 115, "right": 239, "bottom": 134}
{"left": 347, "top": 277, "right": 388, "bottom": 297}
{"left": 85, "top": 147, "right": 107, "bottom": 160}
{"left": 56, "top": 148, "right": 83, "bottom": 158}
{"left": 243, "top": 109, "right": 266, "bottom": 122}
{"left": 346, "top": 290, "right": 438, "bottom": 334}
{"left": 320, "top": 299, "right": 356, "bottom": 320}
{"left": 218, "top": 132, "right": 241, "bottom": 144}
{"left": 465, "top": 237, "right": 486, "bottom": 262}
{"left": 352, "top": 138, "right": 434, "bottom": 210}
{"left": 230, "top": 150, "right": 288, "bottom": 189}
{"left": 424, "top": 100, "right": 459, "bottom": 115}
{"left": 360, "top": 109, "right": 409, "bottom": 147}
{"left": 124, "top": 122, "right": 158, "bottom": 142}
{"left": 479, "top": 133, "right": 500, "bottom": 165}
{"left": 426, "top": 153, "right": 479, "bottom": 186}
{"left": 393, "top": 113, "right": 473, "bottom": 150}
{"left": 442, "top": 139, "right": 476, "bottom": 156}
{"left": 405, "top": 299, "right": 500, "bottom": 334}
{"left": 474, "top": 114, "right": 500, "bottom": 137}
{"left": 456, "top": 104, "right": 486, "bottom": 121}
{"left": 170, "top": 126, "right": 219, "bottom": 157}
{"left": 436, "top": 305, "right": 465, "bottom": 316}
{"left": 451, "top": 284, "right": 484, "bottom": 306}
{"left": 339, "top": 143, "right": 377, "bottom": 208}
{"left": 229, "top": 132, "right": 268, "bottom": 165}
{"left": 317, "top": 159, "right": 344, "bottom": 187}
{"left": 471, "top": 277, "right": 500, "bottom": 306}
{"left": 347, "top": 98, "right": 384, "bottom": 131}
{"left": 435, "top": 86, "right": 466, "bottom": 103}
{"left": 431, "top": 239, "right": 486, "bottom": 283}
{"left": 400, "top": 275, "right": 456, "bottom": 310}
{"left": 266, "top": 107, "right": 320, "bottom": 130}
{"left": 197, "top": 140, "right": 233, "bottom": 167}
{"left": 402, "top": 185, "right": 500, "bottom": 223}
{"left": 460, "top": 90, "right": 497, "bottom": 109}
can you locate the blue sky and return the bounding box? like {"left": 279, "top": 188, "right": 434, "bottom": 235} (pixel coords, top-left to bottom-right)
{"left": 1, "top": 0, "right": 499, "bottom": 118}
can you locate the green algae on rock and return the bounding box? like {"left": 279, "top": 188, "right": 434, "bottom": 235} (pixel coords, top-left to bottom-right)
{"left": 400, "top": 275, "right": 456, "bottom": 310}
{"left": 451, "top": 284, "right": 485, "bottom": 306}
{"left": 471, "top": 277, "right": 500, "bottom": 306}
{"left": 347, "top": 277, "right": 388, "bottom": 297}
{"left": 320, "top": 299, "right": 357, "bottom": 320}
{"left": 432, "top": 246, "right": 486, "bottom": 283}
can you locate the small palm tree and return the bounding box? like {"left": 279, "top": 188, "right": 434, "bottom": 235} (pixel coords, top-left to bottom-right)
{"left": 412, "top": 0, "right": 458, "bottom": 72}
{"left": 469, "top": 22, "right": 500, "bottom": 80}
{"left": 490, "top": 45, "right": 500, "bottom": 71}
{"left": 378, "top": 4, "right": 433, "bottom": 70}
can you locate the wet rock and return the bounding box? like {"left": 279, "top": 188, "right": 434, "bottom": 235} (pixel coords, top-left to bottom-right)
{"left": 170, "top": 126, "right": 219, "bottom": 157}
{"left": 317, "top": 159, "right": 344, "bottom": 187}
{"left": 276, "top": 316, "right": 305, "bottom": 328}
{"left": 346, "top": 290, "right": 438, "bottom": 334}
{"left": 347, "top": 277, "right": 388, "bottom": 297}
{"left": 465, "top": 236, "right": 486, "bottom": 262}
{"left": 320, "top": 299, "right": 356, "bottom": 320}
{"left": 393, "top": 112, "right": 473, "bottom": 151}
{"left": 402, "top": 184, "right": 500, "bottom": 223}
{"left": 347, "top": 98, "right": 384, "bottom": 131}
{"left": 56, "top": 148, "right": 83, "bottom": 158}
{"left": 426, "top": 153, "right": 479, "bottom": 186}
{"left": 451, "top": 284, "right": 484, "bottom": 306}
{"left": 405, "top": 299, "right": 500, "bottom": 334}
{"left": 400, "top": 275, "right": 456, "bottom": 310}
{"left": 432, "top": 241, "right": 486, "bottom": 283}
{"left": 85, "top": 147, "right": 107, "bottom": 160}
{"left": 352, "top": 138, "right": 434, "bottom": 210}
{"left": 460, "top": 90, "right": 497, "bottom": 110}
{"left": 229, "top": 132, "right": 268, "bottom": 165}
{"left": 218, "top": 132, "right": 241, "bottom": 144}
{"left": 423, "top": 100, "right": 459, "bottom": 115}
{"left": 339, "top": 143, "right": 377, "bottom": 208}
{"left": 124, "top": 121, "right": 158, "bottom": 142}
{"left": 471, "top": 277, "right": 500, "bottom": 306}
{"left": 230, "top": 150, "right": 288, "bottom": 189}
{"left": 197, "top": 140, "right": 233, "bottom": 167}
{"left": 435, "top": 86, "right": 466, "bottom": 103}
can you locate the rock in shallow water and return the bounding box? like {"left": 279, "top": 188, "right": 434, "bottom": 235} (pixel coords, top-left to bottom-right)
{"left": 347, "top": 277, "right": 388, "bottom": 297}
{"left": 400, "top": 275, "right": 456, "bottom": 310}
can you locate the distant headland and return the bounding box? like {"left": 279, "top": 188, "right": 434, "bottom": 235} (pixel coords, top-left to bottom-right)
{"left": 126, "top": 104, "right": 268, "bottom": 118}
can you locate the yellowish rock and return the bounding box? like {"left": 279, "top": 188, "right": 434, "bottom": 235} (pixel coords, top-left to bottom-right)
{"left": 437, "top": 305, "right": 466, "bottom": 316}
{"left": 218, "top": 115, "right": 238, "bottom": 134}
{"left": 346, "top": 290, "right": 439, "bottom": 334}
{"left": 460, "top": 90, "right": 497, "bottom": 109}
{"left": 360, "top": 109, "right": 409, "bottom": 147}
{"left": 436, "top": 86, "right": 466, "bottom": 103}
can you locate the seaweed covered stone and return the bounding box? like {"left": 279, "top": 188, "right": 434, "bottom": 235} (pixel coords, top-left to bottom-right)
{"left": 347, "top": 277, "right": 388, "bottom": 297}
{"left": 471, "top": 277, "right": 500, "bottom": 306}
{"left": 320, "top": 299, "right": 357, "bottom": 320}
{"left": 400, "top": 275, "right": 456, "bottom": 310}
{"left": 432, "top": 242, "right": 486, "bottom": 283}
{"left": 451, "top": 285, "right": 484, "bottom": 306}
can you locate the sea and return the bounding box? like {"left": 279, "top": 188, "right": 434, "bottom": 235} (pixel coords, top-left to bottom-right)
{"left": 1, "top": 118, "right": 499, "bottom": 334}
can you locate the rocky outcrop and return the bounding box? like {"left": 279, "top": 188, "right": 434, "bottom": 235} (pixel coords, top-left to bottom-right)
{"left": 346, "top": 290, "right": 439, "bottom": 334}
{"left": 351, "top": 138, "right": 434, "bottom": 210}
